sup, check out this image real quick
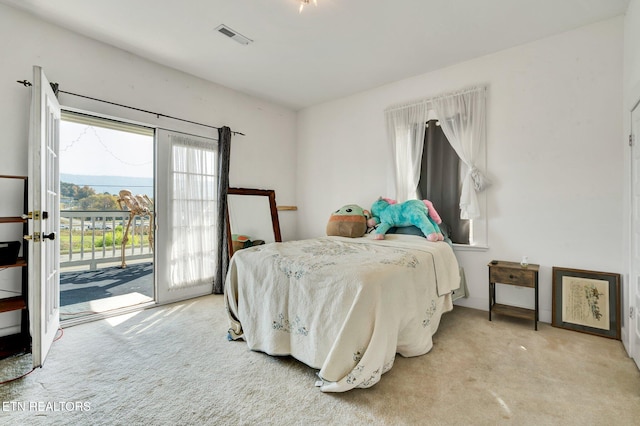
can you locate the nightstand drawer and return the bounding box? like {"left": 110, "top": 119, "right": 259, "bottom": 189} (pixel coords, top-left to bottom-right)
{"left": 489, "top": 268, "right": 535, "bottom": 288}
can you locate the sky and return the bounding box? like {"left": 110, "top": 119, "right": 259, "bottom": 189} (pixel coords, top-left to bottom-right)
{"left": 59, "top": 121, "right": 153, "bottom": 179}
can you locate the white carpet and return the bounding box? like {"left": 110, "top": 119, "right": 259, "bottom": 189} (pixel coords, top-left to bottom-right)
{"left": 1, "top": 294, "right": 639, "bottom": 425}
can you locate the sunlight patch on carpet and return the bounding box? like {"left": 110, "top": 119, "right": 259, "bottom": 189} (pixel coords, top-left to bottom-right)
{"left": 60, "top": 292, "right": 153, "bottom": 322}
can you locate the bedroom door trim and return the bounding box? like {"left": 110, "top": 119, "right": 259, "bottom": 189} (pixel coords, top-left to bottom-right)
{"left": 630, "top": 96, "right": 640, "bottom": 371}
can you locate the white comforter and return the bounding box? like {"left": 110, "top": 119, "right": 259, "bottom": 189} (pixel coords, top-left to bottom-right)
{"left": 225, "top": 234, "right": 460, "bottom": 392}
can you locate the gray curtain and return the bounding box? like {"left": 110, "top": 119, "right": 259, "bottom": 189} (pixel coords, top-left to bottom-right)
{"left": 418, "top": 120, "right": 469, "bottom": 244}
{"left": 214, "top": 126, "right": 232, "bottom": 294}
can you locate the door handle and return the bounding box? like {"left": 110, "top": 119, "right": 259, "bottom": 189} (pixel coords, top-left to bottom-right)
{"left": 43, "top": 232, "right": 55, "bottom": 241}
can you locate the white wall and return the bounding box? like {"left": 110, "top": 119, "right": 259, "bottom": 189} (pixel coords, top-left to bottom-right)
{"left": 623, "top": 0, "right": 640, "bottom": 353}
{"left": 297, "top": 17, "right": 624, "bottom": 323}
{"left": 625, "top": 0, "right": 640, "bottom": 88}
{"left": 0, "top": 4, "right": 297, "bottom": 335}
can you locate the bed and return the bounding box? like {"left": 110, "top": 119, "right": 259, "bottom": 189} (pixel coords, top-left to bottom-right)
{"left": 224, "top": 233, "right": 460, "bottom": 392}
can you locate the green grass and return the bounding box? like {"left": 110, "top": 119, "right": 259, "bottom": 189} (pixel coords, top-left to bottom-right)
{"left": 59, "top": 229, "right": 151, "bottom": 255}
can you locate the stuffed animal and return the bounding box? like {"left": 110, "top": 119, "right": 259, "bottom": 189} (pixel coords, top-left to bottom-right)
{"left": 326, "top": 204, "right": 371, "bottom": 238}
{"left": 232, "top": 234, "right": 265, "bottom": 253}
{"left": 367, "top": 197, "right": 444, "bottom": 241}
{"left": 383, "top": 198, "right": 443, "bottom": 225}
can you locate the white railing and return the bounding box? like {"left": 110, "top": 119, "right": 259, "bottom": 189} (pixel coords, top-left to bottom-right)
{"left": 60, "top": 210, "right": 153, "bottom": 271}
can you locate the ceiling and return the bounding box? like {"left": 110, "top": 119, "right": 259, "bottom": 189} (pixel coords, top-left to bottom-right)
{"left": 1, "top": 0, "right": 630, "bottom": 110}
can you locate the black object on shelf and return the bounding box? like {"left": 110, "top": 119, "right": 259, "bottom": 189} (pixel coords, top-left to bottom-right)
{"left": 0, "top": 241, "right": 21, "bottom": 265}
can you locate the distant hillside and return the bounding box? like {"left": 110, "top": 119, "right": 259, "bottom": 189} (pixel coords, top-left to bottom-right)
{"left": 61, "top": 174, "right": 153, "bottom": 197}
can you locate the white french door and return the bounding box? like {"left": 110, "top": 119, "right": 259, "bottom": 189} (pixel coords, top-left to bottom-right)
{"left": 28, "top": 66, "right": 61, "bottom": 368}
{"left": 155, "top": 129, "right": 217, "bottom": 304}
{"left": 630, "top": 100, "right": 640, "bottom": 371}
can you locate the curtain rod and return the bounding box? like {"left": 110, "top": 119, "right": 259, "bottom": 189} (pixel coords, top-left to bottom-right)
{"left": 384, "top": 85, "right": 487, "bottom": 113}
{"left": 16, "top": 79, "right": 245, "bottom": 136}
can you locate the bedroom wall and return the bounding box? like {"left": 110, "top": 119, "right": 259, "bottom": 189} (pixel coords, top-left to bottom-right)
{"left": 625, "top": 0, "right": 640, "bottom": 88}
{"left": 296, "top": 17, "right": 624, "bottom": 324}
{"left": 0, "top": 4, "right": 297, "bottom": 335}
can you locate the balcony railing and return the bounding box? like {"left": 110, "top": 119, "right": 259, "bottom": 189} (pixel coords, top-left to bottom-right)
{"left": 60, "top": 210, "right": 153, "bottom": 271}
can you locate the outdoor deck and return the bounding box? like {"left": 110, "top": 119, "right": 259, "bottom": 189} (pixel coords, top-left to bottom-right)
{"left": 59, "top": 210, "right": 155, "bottom": 321}
{"left": 60, "top": 261, "right": 154, "bottom": 321}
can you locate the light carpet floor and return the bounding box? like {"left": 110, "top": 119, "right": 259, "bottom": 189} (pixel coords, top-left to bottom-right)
{"left": 1, "top": 294, "right": 639, "bottom": 425}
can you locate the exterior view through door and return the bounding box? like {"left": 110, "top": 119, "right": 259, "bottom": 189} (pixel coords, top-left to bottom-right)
{"left": 58, "top": 112, "right": 155, "bottom": 323}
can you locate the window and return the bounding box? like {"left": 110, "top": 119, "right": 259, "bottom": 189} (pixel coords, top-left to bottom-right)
{"left": 168, "top": 137, "right": 217, "bottom": 289}
{"left": 418, "top": 120, "right": 470, "bottom": 244}
{"left": 384, "top": 86, "right": 489, "bottom": 248}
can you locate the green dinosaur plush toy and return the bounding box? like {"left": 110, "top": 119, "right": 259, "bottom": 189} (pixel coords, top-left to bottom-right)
{"left": 367, "top": 197, "right": 444, "bottom": 241}
{"left": 326, "top": 204, "right": 371, "bottom": 238}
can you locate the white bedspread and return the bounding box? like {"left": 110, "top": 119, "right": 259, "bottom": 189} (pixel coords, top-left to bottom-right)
{"left": 225, "top": 234, "right": 460, "bottom": 392}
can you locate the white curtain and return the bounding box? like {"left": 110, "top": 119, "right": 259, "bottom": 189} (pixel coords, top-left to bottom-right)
{"left": 385, "top": 101, "right": 428, "bottom": 201}
{"left": 385, "top": 86, "right": 489, "bottom": 219}
{"left": 168, "top": 135, "right": 217, "bottom": 289}
{"left": 431, "top": 86, "right": 489, "bottom": 219}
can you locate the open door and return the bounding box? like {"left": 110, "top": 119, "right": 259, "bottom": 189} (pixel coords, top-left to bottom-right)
{"left": 28, "top": 66, "right": 61, "bottom": 368}
{"left": 631, "top": 100, "right": 640, "bottom": 371}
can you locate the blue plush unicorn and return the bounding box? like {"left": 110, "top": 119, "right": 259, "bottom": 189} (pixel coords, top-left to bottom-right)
{"left": 367, "top": 197, "right": 444, "bottom": 241}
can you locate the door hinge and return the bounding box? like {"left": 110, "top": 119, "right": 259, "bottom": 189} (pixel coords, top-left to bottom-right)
{"left": 631, "top": 306, "right": 635, "bottom": 319}
{"left": 631, "top": 134, "right": 636, "bottom": 147}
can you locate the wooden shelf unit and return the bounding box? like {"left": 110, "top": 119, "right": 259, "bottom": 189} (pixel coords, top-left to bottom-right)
{"left": 488, "top": 260, "right": 539, "bottom": 330}
{"left": 0, "top": 217, "right": 27, "bottom": 224}
{"left": 0, "top": 296, "right": 26, "bottom": 314}
{"left": 0, "top": 175, "right": 30, "bottom": 358}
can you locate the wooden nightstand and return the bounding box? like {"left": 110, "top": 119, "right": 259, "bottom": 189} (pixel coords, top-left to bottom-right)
{"left": 488, "top": 260, "right": 539, "bottom": 330}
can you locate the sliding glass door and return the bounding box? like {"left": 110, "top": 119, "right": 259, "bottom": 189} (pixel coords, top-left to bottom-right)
{"left": 155, "top": 130, "right": 217, "bottom": 304}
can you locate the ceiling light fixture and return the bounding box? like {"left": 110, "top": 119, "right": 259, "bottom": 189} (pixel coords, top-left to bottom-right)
{"left": 299, "top": 0, "right": 318, "bottom": 13}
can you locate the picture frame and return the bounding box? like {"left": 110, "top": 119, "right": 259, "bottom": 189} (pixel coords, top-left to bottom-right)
{"left": 551, "top": 267, "right": 621, "bottom": 340}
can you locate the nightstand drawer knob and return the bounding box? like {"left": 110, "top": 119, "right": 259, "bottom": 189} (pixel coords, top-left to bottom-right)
{"left": 509, "top": 274, "right": 515, "bottom": 279}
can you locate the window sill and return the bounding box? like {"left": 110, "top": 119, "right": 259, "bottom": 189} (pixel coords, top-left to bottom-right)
{"left": 452, "top": 243, "right": 489, "bottom": 252}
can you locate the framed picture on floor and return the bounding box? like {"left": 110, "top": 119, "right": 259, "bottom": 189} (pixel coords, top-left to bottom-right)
{"left": 551, "top": 267, "right": 621, "bottom": 340}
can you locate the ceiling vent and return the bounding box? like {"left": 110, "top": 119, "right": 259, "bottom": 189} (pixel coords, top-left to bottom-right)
{"left": 215, "top": 25, "right": 253, "bottom": 45}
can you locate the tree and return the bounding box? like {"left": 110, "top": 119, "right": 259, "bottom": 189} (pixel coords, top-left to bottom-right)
{"left": 60, "top": 181, "right": 96, "bottom": 199}
{"left": 60, "top": 181, "right": 77, "bottom": 198}
{"left": 76, "top": 185, "right": 96, "bottom": 200}
{"left": 78, "top": 193, "right": 119, "bottom": 211}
